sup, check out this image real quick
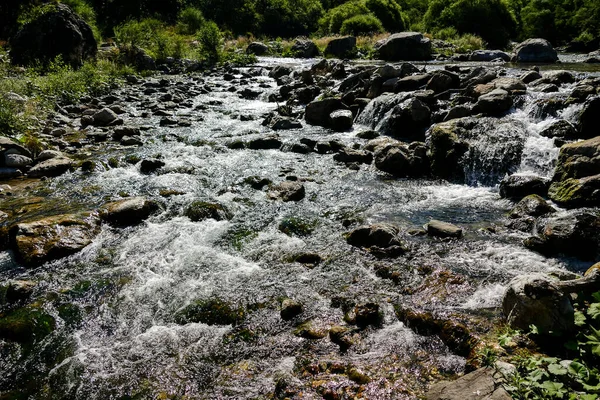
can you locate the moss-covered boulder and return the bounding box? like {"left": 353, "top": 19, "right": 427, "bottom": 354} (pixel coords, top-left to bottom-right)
{"left": 0, "top": 307, "right": 56, "bottom": 343}
{"left": 12, "top": 212, "right": 100, "bottom": 267}
{"left": 174, "top": 298, "right": 245, "bottom": 326}
{"left": 549, "top": 174, "right": 600, "bottom": 208}
{"left": 184, "top": 201, "right": 232, "bottom": 222}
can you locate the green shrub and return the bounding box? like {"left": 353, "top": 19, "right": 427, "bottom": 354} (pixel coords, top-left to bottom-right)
{"left": 114, "top": 18, "right": 164, "bottom": 49}
{"left": 177, "top": 6, "right": 205, "bottom": 35}
{"left": 198, "top": 20, "right": 222, "bottom": 61}
{"left": 365, "top": 0, "right": 407, "bottom": 32}
{"left": 0, "top": 96, "right": 26, "bottom": 137}
{"left": 258, "top": 0, "right": 324, "bottom": 37}
{"left": 320, "top": 0, "right": 370, "bottom": 34}
{"left": 340, "top": 14, "right": 384, "bottom": 36}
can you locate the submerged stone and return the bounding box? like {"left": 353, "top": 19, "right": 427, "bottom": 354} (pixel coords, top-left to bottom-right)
{"left": 184, "top": 201, "right": 232, "bottom": 222}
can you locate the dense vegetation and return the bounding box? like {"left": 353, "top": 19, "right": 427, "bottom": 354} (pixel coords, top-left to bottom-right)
{"left": 1, "top": 0, "right": 599, "bottom": 48}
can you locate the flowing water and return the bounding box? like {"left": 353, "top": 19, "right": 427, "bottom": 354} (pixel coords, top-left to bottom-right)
{"left": 1, "top": 58, "right": 599, "bottom": 399}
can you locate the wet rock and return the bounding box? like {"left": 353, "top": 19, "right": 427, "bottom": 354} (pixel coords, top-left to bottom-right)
{"left": 12, "top": 212, "right": 100, "bottom": 267}
{"left": 4, "top": 154, "right": 32, "bottom": 168}
{"left": 552, "top": 135, "right": 600, "bottom": 182}
{"left": 329, "top": 325, "right": 354, "bottom": 350}
{"left": 305, "top": 97, "right": 348, "bottom": 128}
{"left": 247, "top": 135, "right": 282, "bottom": 150}
{"left": 549, "top": 174, "right": 600, "bottom": 208}
{"left": 502, "top": 274, "right": 574, "bottom": 333}
{"left": 346, "top": 223, "right": 405, "bottom": 251}
{"left": 0, "top": 307, "right": 56, "bottom": 344}
{"left": 1, "top": 280, "right": 36, "bottom": 304}
{"left": 269, "top": 116, "right": 302, "bottom": 130}
{"left": 120, "top": 45, "right": 156, "bottom": 70}
{"left": 426, "top": 120, "right": 469, "bottom": 181}
{"left": 280, "top": 299, "right": 303, "bottom": 320}
{"left": 9, "top": 3, "right": 96, "bottom": 68}
{"left": 395, "top": 73, "right": 432, "bottom": 92}
{"left": 100, "top": 197, "right": 161, "bottom": 227}
{"left": 542, "top": 70, "right": 575, "bottom": 86}
{"left": 577, "top": 97, "right": 600, "bottom": 140}
{"left": 347, "top": 367, "right": 371, "bottom": 384}
{"left": 509, "top": 194, "right": 556, "bottom": 219}
{"left": 513, "top": 38, "right": 558, "bottom": 63}
{"left": 294, "top": 320, "right": 327, "bottom": 339}
{"left": 492, "top": 77, "right": 527, "bottom": 92}
{"left": 525, "top": 212, "right": 600, "bottom": 260}
{"left": 268, "top": 181, "right": 305, "bottom": 202}
{"left": 244, "top": 176, "right": 271, "bottom": 190}
{"left": 139, "top": 158, "right": 165, "bottom": 174}
{"left": 121, "top": 136, "right": 142, "bottom": 146}
{"left": 36, "top": 150, "right": 63, "bottom": 162}
{"left": 293, "top": 252, "right": 322, "bottom": 266}
{"left": 468, "top": 50, "right": 510, "bottom": 62}
{"left": 444, "top": 105, "right": 471, "bottom": 121}
{"left": 269, "top": 65, "right": 293, "bottom": 80}
{"left": 27, "top": 157, "right": 73, "bottom": 178}
{"left": 0, "top": 168, "right": 23, "bottom": 179}
{"left": 174, "top": 298, "right": 245, "bottom": 326}
{"left": 473, "top": 88, "right": 513, "bottom": 115}
{"left": 356, "top": 130, "right": 379, "bottom": 140}
{"left": 333, "top": 147, "right": 373, "bottom": 164}
{"left": 426, "top": 220, "right": 463, "bottom": 239}
{"left": 354, "top": 303, "right": 381, "bottom": 328}
{"left": 184, "top": 201, "right": 232, "bottom": 222}
{"left": 329, "top": 110, "right": 354, "bottom": 132}
{"left": 499, "top": 174, "right": 550, "bottom": 199}
{"left": 324, "top": 36, "right": 356, "bottom": 58}
{"left": 375, "top": 32, "right": 432, "bottom": 61}
{"left": 377, "top": 97, "right": 431, "bottom": 141}
{"left": 0, "top": 137, "right": 32, "bottom": 158}
{"left": 291, "top": 39, "right": 320, "bottom": 58}
{"left": 426, "top": 367, "right": 511, "bottom": 400}
{"left": 426, "top": 70, "right": 460, "bottom": 94}
{"left": 374, "top": 140, "right": 429, "bottom": 178}
{"left": 539, "top": 119, "right": 577, "bottom": 140}
{"left": 112, "top": 126, "right": 141, "bottom": 140}
{"left": 246, "top": 42, "right": 269, "bottom": 56}
{"left": 91, "top": 107, "right": 119, "bottom": 126}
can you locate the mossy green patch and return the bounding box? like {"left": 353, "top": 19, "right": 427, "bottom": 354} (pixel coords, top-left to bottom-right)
{"left": 174, "top": 298, "right": 245, "bottom": 326}
{"left": 278, "top": 216, "right": 318, "bottom": 237}
{"left": 0, "top": 307, "right": 55, "bottom": 344}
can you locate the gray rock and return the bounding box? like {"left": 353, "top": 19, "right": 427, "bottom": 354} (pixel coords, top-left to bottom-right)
{"left": 4, "top": 154, "right": 32, "bottom": 168}
{"left": 246, "top": 42, "right": 269, "bottom": 56}
{"left": 0, "top": 137, "right": 32, "bottom": 158}
{"left": 0, "top": 168, "right": 23, "bottom": 179}
{"left": 578, "top": 97, "right": 600, "bottom": 140}
{"left": 514, "top": 38, "right": 558, "bottom": 63}
{"left": 468, "top": 50, "right": 511, "bottom": 62}
{"left": 291, "top": 39, "right": 319, "bottom": 58}
{"left": 426, "top": 367, "right": 511, "bottom": 400}
{"left": 140, "top": 158, "right": 165, "bottom": 174}
{"left": 92, "top": 108, "right": 118, "bottom": 126}
{"left": 28, "top": 157, "right": 73, "bottom": 178}
{"left": 375, "top": 32, "right": 432, "bottom": 61}
{"left": 346, "top": 223, "right": 403, "bottom": 249}
{"left": 324, "top": 36, "right": 357, "bottom": 58}
{"left": 268, "top": 181, "right": 305, "bottom": 202}
{"left": 539, "top": 119, "right": 577, "bottom": 140}
{"left": 329, "top": 109, "right": 354, "bottom": 132}
{"left": 509, "top": 194, "right": 556, "bottom": 219}
{"left": 305, "top": 97, "right": 347, "bottom": 128}
{"left": 426, "top": 220, "right": 462, "bottom": 238}
{"left": 100, "top": 197, "right": 161, "bottom": 226}
{"left": 280, "top": 299, "right": 303, "bottom": 320}
{"left": 474, "top": 88, "right": 513, "bottom": 115}
{"left": 499, "top": 174, "right": 550, "bottom": 199}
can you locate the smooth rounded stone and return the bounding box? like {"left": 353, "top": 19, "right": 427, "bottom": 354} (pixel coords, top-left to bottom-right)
{"left": 280, "top": 299, "right": 303, "bottom": 321}
{"left": 474, "top": 88, "right": 513, "bottom": 115}
{"left": 9, "top": 3, "right": 96, "bottom": 68}
{"left": 539, "top": 119, "right": 577, "bottom": 139}
{"left": 120, "top": 136, "right": 143, "bottom": 146}
{"left": 395, "top": 73, "right": 432, "bottom": 92}
{"left": 247, "top": 135, "right": 282, "bottom": 150}
{"left": 0, "top": 168, "right": 23, "bottom": 179}
{"left": 112, "top": 126, "right": 141, "bottom": 140}
{"left": 291, "top": 39, "right": 319, "bottom": 58}
{"left": 468, "top": 50, "right": 510, "bottom": 62}
{"left": 184, "top": 201, "right": 232, "bottom": 222}
{"left": 333, "top": 147, "right": 373, "bottom": 164}
{"left": 289, "top": 143, "right": 312, "bottom": 154}
{"left": 347, "top": 367, "right": 371, "bottom": 384}
{"left": 4, "top": 154, "right": 32, "bottom": 168}
{"left": 27, "top": 157, "right": 73, "bottom": 178}
{"left": 305, "top": 97, "right": 347, "bottom": 128}
{"left": 542, "top": 70, "right": 575, "bottom": 85}
{"left": 520, "top": 70, "right": 542, "bottom": 83}
{"left": 375, "top": 32, "right": 432, "bottom": 61}
{"left": 502, "top": 274, "right": 574, "bottom": 333}
{"left": 509, "top": 194, "right": 556, "bottom": 219}
{"left": 578, "top": 97, "right": 600, "bottom": 140}
{"left": 426, "top": 367, "right": 511, "bottom": 400}
{"left": 268, "top": 181, "right": 305, "bottom": 202}
{"left": 246, "top": 41, "right": 269, "bottom": 56}
{"left": 91, "top": 107, "right": 118, "bottom": 126}
{"left": 293, "top": 320, "right": 327, "bottom": 339}
{"left": 444, "top": 105, "right": 471, "bottom": 121}
{"left": 0, "top": 137, "right": 32, "bottom": 158}
{"left": 100, "top": 197, "right": 161, "bottom": 227}
{"left": 12, "top": 212, "right": 101, "bottom": 267}
{"left": 329, "top": 109, "right": 353, "bottom": 132}
{"left": 513, "top": 38, "right": 558, "bottom": 63}
{"left": 50, "top": 127, "right": 67, "bottom": 137}
{"left": 426, "top": 220, "right": 463, "bottom": 239}
{"left": 354, "top": 303, "right": 381, "bottom": 328}
{"left": 492, "top": 77, "right": 527, "bottom": 92}
{"left": 356, "top": 130, "right": 379, "bottom": 140}
{"left": 499, "top": 174, "right": 550, "bottom": 199}
{"left": 139, "top": 158, "right": 165, "bottom": 174}
{"left": 346, "top": 223, "right": 404, "bottom": 249}
{"left": 426, "top": 71, "right": 459, "bottom": 94}
{"left": 324, "top": 36, "right": 356, "bottom": 58}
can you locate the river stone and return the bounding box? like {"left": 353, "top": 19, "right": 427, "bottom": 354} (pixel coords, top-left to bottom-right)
{"left": 112, "top": 126, "right": 141, "bottom": 140}
{"left": 184, "top": 201, "right": 232, "bottom": 222}
{"left": 139, "top": 158, "right": 165, "bottom": 174}
{"left": 280, "top": 299, "right": 303, "bottom": 320}
{"left": 329, "top": 110, "right": 353, "bottom": 132}
{"left": 468, "top": 50, "right": 511, "bottom": 62}
{"left": 499, "top": 174, "right": 550, "bottom": 199}
{"left": 549, "top": 174, "right": 600, "bottom": 208}
{"left": 247, "top": 135, "right": 282, "bottom": 150}
{"left": 492, "top": 77, "right": 527, "bottom": 92}
{"left": 426, "top": 220, "right": 462, "bottom": 238}
{"left": 444, "top": 105, "right": 471, "bottom": 121}
{"left": 395, "top": 73, "right": 432, "bottom": 92}
{"left": 4, "top": 154, "right": 32, "bottom": 168}
{"left": 246, "top": 42, "right": 269, "bottom": 56}
{"left": 270, "top": 116, "right": 302, "bottom": 130}
{"left": 426, "top": 367, "right": 511, "bottom": 400}
{"left": 509, "top": 194, "right": 556, "bottom": 219}
{"left": 577, "top": 97, "right": 600, "bottom": 140}
{"left": 374, "top": 141, "right": 429, "bottom": 178}
{"left": 305, "top": 98, "right": 348, "bottom": 128}
{"left": 375, "top": 32, "right": 432, "bottom": 61}
{"left": 474, "top": 88, "right": 513, "bottom": 115}
{"left": 346, "top": 223, "right": 404, "bottom": 250}
{"left": 502, "top": 273, "right": 574, "bottom": 333}
{"left": 9, "top": 3, "right": 97, "bottom": 68}
{"left": 27, "top": 157, "right": 73, "bottom": 178}
{"left": 378, "top": 97, "right": 431, "bottom": 141}
{"left": 0, "top": 168, "right": 23, "bottom": 179}
{"left": 520, "top": 70, "right": 542, "bottom": 83}
{"left": 291, "top": 39, "right": 319, "bottom": 58}
{"left": 426, "top": 71, "right": 459, "bottom": 94}
{"left": 268, "top": 181, "right": 305, "bottom": 202}
{"left": 324, "top": 36, "right": 356, "bottom": 58}
{"left": 100, "top": 197, "right": 161, "bottom": 226}
{"left": 513, "top": 38, "right": 558, "bottom": 63}
{"left": 539, "top": 119, "right": 577, "bottom": 140}
{"left": 2, "top": 280, "right": 37, "bottom": 304}
{"left": 551, "top": 136, "right": 600, "bottom": 201}
{"left": 333, "top": 147, "right": 373, "bottom": 164}
{"left": 542, "top": 70, "right": 575, "bottom": 85}
{"left": 0, "top": 137, "right": 32, "bottom": 158}
{"left": 92, "top": 108, "right": 118, "bottom": 126}
{"left": 12, "top": 212, "right": 100, "bottom": 267}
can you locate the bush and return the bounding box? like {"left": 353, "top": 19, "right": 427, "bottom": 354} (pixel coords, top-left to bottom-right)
{"left": 177, "top": 6, "right": 205, "bottom": 35}
{"left": 365, "top": 0, "right": 406, "bottom": 32}
{"left": 340, "top": 14, "right": 384, "bottom": 36}
{"left": 114, "top": 18, "right": 163, "bottom": 49}
{"left": 198, "top": 21, "right": 222, "bottom": 61}
{"left": 319, "top": 0, "right": 370, "bottom": 34}
{"left": 258, "top": 0, "right": 324, "bottom": 37}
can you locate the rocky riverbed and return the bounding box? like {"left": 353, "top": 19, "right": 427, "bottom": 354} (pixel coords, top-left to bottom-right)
{"left": 1, "top": 53, "right": 600, "bottom": 399}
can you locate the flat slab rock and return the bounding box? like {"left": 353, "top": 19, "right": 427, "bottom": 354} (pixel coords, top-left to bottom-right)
{"left": 426, "top": 220, "right": 463, "bottom": 238}
{"left": 426, "top": 367, "right": 511, "bottom": 400}
{"left": 100, "top": 197, "right": 161, "bottom": 226}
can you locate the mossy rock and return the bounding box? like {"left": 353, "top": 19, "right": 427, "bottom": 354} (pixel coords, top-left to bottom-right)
{"left": 0, "top": 307, "right": 56, "bottom": 344}
{"left": 184, "top": 201, "right": 233, "bottom": 222}
{"left": 57, "top": 303, "right": 83, "bottom": 327}
{"left": 548, "top": 175, "right": 600, "bottom": 208}
{"left": 278, "top": 216, "right": 317, "bottom": 237}
{"left": 174, "top": 298, "right": 245, "bottom": 326}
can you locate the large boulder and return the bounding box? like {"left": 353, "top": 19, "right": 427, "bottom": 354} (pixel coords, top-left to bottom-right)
{"left": 577, "top": 97, "right": 600, "bottom": 140}
{"left": 513, "top": 38, "right": 558, "bottom": 63}
{"left": 246, "top": 42, "right": 269, "bottom": 56}
{"left": 12, "top": 212, "right": 100, "bottom": 267}
{"left": 499, "top": 174, "right": 550, "bottom": 199}
{"left": 502, "top": 274, "right": 574, "bottom": 333}
{"left": 375, "top": 32, "right": 432, "bottom": 61}
{"left": 291, "top": 39, "right": 320, "bottom": 58}
{"left": 324, "top": 36, "right": 356, "bottom": 59}
{"left": 10, "top": 3, "right": 97, "bottom": 68}
{"left": 473, "top": 88, "right": 513, "bottom": 115}
{"left": 305, "top": 97, "right": 348, "bottom": 128}
{"left": 373, "top": 140, "right": 429, "bottom": 178}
